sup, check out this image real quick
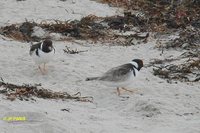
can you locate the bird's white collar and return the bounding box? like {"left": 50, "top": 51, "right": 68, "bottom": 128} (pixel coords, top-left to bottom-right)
{"left": 40, "top": 42, "right": 43, "bottom": 49}
{"left": 129, "top": 61, "right": 138, "bottom": 69}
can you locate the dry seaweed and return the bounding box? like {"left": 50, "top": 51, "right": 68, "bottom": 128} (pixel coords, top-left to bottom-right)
{"left": 0, "top": 24, "right": 24, "bottom": 41}
{"left": 148, "top": 58, "right": 178, "bottom": 67}
{"left": 0, "top": 21, "right": 38, "bottom": 42}
{"left": 98, "top": 0, "right": 200, "bottom": 32}
{"left": 63, "top": 46, "right": 88, "bottom": 54}
{"left": 0, "top": 80, "right": 93, "bottom": 102}
{"left": 179, "top": 50, "right": 200, "bottom": 58}
{"left": 152, "top": 59, "right": 200, "bottom": 82}
{"left": 114, "top": 32, "right": 149, "bottom": 46}
{"left": 0, "top": 13, "right": 149, "bottom": 45}
{"left": 163, "top": 28, "right": 200, "bottom": 50}
{"left": 1, "top": 0, "right": 200, "bottom": 43}
{"left": 103, "top": 12, "right": 146, "bottom": 31}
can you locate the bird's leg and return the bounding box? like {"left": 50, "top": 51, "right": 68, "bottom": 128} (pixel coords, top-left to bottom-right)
{"left": 121, "top": 87, "right": 134, "bottom": 93}
{"left": 43, "top": 63, "right": 46, "bottom": 72}
{"left": 42, "top": 63, "right": 48, "bottom": 74}
{"left": 117, "top": 87, "right": 121, "bottom": 96}
{"left": 38, "top": 65, "right": 45, "bottom": 75}
{"left": 116, "top": 87, "right": 136, "bottom": 96}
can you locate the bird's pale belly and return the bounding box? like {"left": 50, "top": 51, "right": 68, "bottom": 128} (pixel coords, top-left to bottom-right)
{"left": 100, "top": 72, "right": 135, "bottom": 88}
{"left": 32, "top": 50, "right": 54, "bottom": 65}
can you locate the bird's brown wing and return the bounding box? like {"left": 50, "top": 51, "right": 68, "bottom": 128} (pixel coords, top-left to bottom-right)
{"left": 99, "top": 64, "right": 134, "bottom": 82}
{"left": 29, "top": 42, "right": 41, "bottom": 56}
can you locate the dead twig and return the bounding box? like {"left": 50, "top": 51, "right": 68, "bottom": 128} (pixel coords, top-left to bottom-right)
{"left": 63, "top": 46, "right": 88, "bottom": 54}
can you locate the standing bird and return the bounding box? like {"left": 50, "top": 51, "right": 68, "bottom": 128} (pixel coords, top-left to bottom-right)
{"left": 30, "top": 39, "right": 55, "bottom": 74}
{"left": 86, "top": 59, "right": 143, "bottom": 96}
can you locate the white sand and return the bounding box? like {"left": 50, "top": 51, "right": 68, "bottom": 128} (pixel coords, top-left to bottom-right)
{"left": 0, "top": 0, "right": 200, "bottom": 133}
{"left": 0, "top": 0, "right": 120, "bottom": 26}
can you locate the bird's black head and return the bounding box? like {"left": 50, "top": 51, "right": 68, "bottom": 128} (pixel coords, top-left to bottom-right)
{"left": 42, "top": 39, "right": 55, "bottom": 53}
{"left": 132, "top": 59, "right": 143, "bottom": 70}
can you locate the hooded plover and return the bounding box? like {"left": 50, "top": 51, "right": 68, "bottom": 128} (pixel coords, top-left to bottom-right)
{"left": 86, "top": 59, "right": 143, "bottom": 96}
{"left": 30, "top": 39, "right": 55, "bottom": 74}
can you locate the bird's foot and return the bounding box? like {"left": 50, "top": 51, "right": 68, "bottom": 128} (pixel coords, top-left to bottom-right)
{"left": 43, "top": 63, "right": 48, "bottom": 74}
{"left": 38, "top": 66, "right": 46, "bottom": 75}
{"left": 117, "top": 87, "right": 138, "bottom": 96}
{"left": 43, "top": 68, "right": 48, "bottom": 75}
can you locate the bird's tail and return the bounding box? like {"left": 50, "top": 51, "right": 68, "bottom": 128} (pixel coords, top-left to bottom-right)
{"left": 85, "top": 77, "right": 99, "bottom": 81}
